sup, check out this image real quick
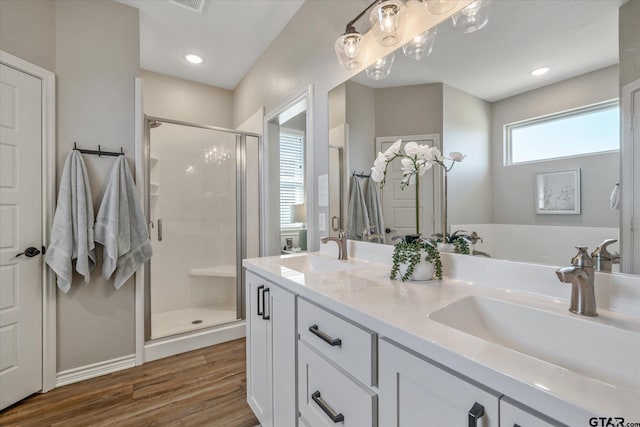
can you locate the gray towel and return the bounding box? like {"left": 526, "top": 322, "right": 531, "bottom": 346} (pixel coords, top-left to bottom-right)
{"left": 95, "top": 156, "right": 152, "bottom": 289}
{"left": 365, "top": 177, "right": 385, "bottom": 242}
{"left": 45, "top": 151, "right": 96, "bottom": 293}
{"left": 346, "top": 176, "right": 370, "bottom": 240}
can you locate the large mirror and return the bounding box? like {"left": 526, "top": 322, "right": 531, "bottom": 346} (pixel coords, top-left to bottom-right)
{"left": 329, "top": 0, "right": 633, "bottom": 271}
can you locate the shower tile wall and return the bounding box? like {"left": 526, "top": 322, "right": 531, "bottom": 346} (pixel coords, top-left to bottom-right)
{"left": 150, "top": 124, "right": 237, "bottom": 317}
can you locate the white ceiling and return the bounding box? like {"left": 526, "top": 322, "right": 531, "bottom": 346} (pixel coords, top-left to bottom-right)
{"left": 353, "top": 0, "right": 624, "bottom": 102}
{"left": 115, "top": 0, "right": 305, "bottom": 90}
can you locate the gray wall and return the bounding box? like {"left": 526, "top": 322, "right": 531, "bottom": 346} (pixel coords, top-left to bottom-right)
{"left": 443, "top": 84, "right": 492, "bottom": 225}
{"left": 54, "top": 0, "right": 140, "bottom": 372}
{"left": 141, "top": 70, "right": 233, "bottom": 128}
{"left": 375, "top": 83, "right": 443, "bottom": 137}
{"left": 2, "top": 0, "right": 140, "bottom": 372}
{"left": 346, "top": 81, "right": 376, "bottom": 175}
{"left": 0, "top": 0, "right": 55, "bottom": 71}
{"left": 620, "top": 0, "right": 640, "bottom": 87}
{"left": 491, "top": 66, "right": 619, "bottom": 227}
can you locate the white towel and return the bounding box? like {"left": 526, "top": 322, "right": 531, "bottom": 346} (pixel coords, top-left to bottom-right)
{"left": 45, "top": 151, "right": 96, "bottom": 293}
{"left": 610, "top": 183, "right": 620, "bottom": 210}
{"left": 346, "top": 176, "right": 370, "bottom": 240}
{"left": 365, "top": 177, "right": 385, "bottom": 241}
{"left": 95, "top": 156, "right": 152, "bottom": 289}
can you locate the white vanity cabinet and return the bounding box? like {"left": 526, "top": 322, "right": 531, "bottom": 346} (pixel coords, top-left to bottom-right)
{"left": 245, "top": 271, "right": 296, "bottom": 427}
{"left": 500, "top": 398, "right": 564, "bottom": 427}
{"left": 379, "top": 338, "right": 500, "bottom": 427}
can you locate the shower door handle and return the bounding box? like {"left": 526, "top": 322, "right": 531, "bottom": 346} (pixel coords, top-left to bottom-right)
{"left": 157, "top": 219, "right": 163, "bottom": 241}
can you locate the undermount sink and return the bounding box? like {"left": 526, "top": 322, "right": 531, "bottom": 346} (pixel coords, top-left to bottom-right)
{"left": 277, "top": 254, "right": 361, "bottom": 274}
{"left": 429, "top": 296, "right": 640, "bottom": 392}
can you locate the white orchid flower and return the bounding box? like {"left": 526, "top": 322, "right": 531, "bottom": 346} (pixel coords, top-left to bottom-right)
{"left": 371, "top": 152, "right": 387, "bottom": 182}
{"left": 384, "top": 139, "right": 402, "bottom": 160}
{"left": 416, "top": 159, "right": 434, "bottom": 176}
{"left": 400, "top": 157, "right": 416, "bottom": 175}
{"left": 430, "top": 146, "right": 443, "bottom": 162}
{"left": 404, "top": 141, "right": 419, "bottom": 157}
{"left": 448, "top": 151, "right": 466, "bottom": 162}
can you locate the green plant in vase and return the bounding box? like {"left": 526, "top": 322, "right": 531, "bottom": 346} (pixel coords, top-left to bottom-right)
{"left": 390, "top": 240, "right": 443, "bottom": 281}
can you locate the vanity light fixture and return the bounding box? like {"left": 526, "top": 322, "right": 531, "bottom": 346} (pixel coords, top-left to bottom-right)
{"left": 370, "top": 0, "right": 407, "bottom": 47}
{"left": 402, "top": 27, "right": 438, "bottom": 60}
{"left": 366, "top": 52, "right": 395, "bottom": 80}
{"left": 425, "top": 0, "right": 459, "bottom": 15}
{"left": 531, "top": 66, "right": 551, "bottom": 76}
{"left": 184, "top": 53, "right": 203, "bottom": 64}
{"left": 335, "top": 0, "right": 378, "bottom": 70}
{"left": 452, "top": 0, "right": 491, "bottom": 34}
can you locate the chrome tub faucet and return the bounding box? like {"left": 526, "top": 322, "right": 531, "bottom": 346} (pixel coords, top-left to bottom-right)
{"left": 555, "top": 246, "right": 597, "bottom": 317}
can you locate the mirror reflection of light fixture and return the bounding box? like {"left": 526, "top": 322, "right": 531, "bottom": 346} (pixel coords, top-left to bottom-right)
{"left": 425, "top": 0, "right": 458, "bottom": 15}
{"left": 370, "top": 0, "right": 406, "bottom": 47}
{"left": 290, "top": 203, "right": 307, "bottom": 250}
{"left": 366, "top": 52, "right": 395, "bottom": 80}
{"left": 452, "top": 0, "right": 491, "bottom": 34}
{"left": 402, "top": 27, "right": 438, "bottom": 60}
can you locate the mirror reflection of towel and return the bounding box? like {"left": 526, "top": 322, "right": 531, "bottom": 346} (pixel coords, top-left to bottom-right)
{"left": 610, "top": 183, "right": 620, "bottom": 210}
{"left": 347, "top": 176, "right": 370, "bottom": 240}
{"left": 365, "top": 177, "right": 385, "bottom": 240}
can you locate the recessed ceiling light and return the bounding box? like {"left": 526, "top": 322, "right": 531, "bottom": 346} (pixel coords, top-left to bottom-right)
{"left": 530, "top": 67, "right": 550, "bottom": 76}
{"left": 184, "top": 54, "right": 203, "bottom": 64}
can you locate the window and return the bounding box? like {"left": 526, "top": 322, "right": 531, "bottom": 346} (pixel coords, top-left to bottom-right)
{"left": 506, "top": 101, "right": 619, "bottom": 165}
{"left": 280, "top": 130, "right": 305, "bottom": 228}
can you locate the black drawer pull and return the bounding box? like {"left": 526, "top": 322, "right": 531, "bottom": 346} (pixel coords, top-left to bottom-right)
{"left": 468, "top": 402, "right": 485, "bottom": 427}
{"left": 256, "top": 285, "right": 264, "bottom": 316}
{"left": 308, "top": 324, "right": 342, "bottom": 347}
{"left": 311, "top": 391, "right": 344, "bottom": 423}
{"left": 262, "top": 288, "right": 270, "bottom": 320}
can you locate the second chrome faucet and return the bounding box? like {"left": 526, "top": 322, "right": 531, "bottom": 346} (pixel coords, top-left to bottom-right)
{"left": 556, "top": 247, "right": 597, "bottom": 316}
{"left": 321, "top": 229, "right": 348, "bottom": 260}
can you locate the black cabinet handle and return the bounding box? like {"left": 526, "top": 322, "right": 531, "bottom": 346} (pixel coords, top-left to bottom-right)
{"left": 468, "top": 402, "right": 485, "bottom": 427}
{"left": 256, "top": 285, "right": 264, "bottom": 316}
{"left": 308, "top": 324, "right": 342, "bottom": 347}
{"left": 311, "top": 391, "right": 344, "bottom": 423}
{"left": 262, "top": 288, "right": 270, "bottom": 320}
{"left": 514, "top": 424, "right": 521, "bottom": 427}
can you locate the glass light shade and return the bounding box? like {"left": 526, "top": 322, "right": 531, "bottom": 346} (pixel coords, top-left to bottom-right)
{"left": 366, "top": 53, "right": 395, "bottom": 80}
{"left": 452, "top": 0, "right": 491, "bottom": 33}
{"left": 402, "top": 27, "right": 438, "bottom": 60}
{"left": 335, "top": 32, "right": 363, "bottom": 70}
{"left": 425, "top": 0, "right": 458, "bottom": 15}
{"left": 370, "top": 1, "right": 406, "bottom": 47}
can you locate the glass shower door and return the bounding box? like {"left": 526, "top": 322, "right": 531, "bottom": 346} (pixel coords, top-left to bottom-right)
{"left": 147, "top": 121, "right": 240, "bottom": 339}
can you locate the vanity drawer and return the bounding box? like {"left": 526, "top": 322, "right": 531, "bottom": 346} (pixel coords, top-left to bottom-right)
{"left": 298, "top": 298, "right": 376, "bottom": 386}
{"left": 298, "top": 341, "right": 376, "bottom": 427}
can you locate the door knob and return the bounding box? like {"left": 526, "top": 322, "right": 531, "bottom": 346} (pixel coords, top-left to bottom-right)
{"left": 16, "top": 247, "right": 41, "bottom": 258}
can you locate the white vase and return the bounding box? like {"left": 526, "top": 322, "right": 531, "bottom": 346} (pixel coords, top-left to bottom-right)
{"left": 437, "top": 242, "right": 455, "bottom": 253}
{"left": 398, "top": 256, "right": 435, "bottom": 281}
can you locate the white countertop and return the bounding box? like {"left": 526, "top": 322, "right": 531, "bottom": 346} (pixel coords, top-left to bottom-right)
{"left": 243, "top": 242, "right": 640, "bottom": 424}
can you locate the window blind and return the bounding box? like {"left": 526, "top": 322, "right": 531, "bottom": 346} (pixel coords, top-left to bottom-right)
{"left": 280, "top": 131, "right": 305, "bottom": 228}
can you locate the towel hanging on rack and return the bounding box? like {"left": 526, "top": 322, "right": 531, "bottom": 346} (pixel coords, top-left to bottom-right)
{"left": 610, "top": 183, "right": 620, "bottom": 210}
{"left": 95, "top": 156, "right": 152, "bottom": 289}
{"left": 45, "top": 151, "right": 96, "bottom": 293}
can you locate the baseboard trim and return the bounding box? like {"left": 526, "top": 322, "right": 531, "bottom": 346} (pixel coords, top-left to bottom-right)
{"left": 56, "top": 354, "right": 136, "bottom": 388}
{"left": 144, "top": 320, "right": 246, "bottom": 363}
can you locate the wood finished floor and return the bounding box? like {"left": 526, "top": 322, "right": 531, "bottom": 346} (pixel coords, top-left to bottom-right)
{"left": 0, "top": 338, "right": 259, "bottom": 427}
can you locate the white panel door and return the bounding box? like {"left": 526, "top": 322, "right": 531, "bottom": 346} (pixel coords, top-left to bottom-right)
{"left": 0, "top": 63, "right": 43, "bottom": 410}
{"left": 376, "top": 137, "right": 439, "bottom": 239}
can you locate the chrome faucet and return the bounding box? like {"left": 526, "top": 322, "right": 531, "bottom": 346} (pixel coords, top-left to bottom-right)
{"left": 591, "top": 239, "right": 620, "bottom": 272}
{"left": 362, "top": 226, "right": 385, "bottom": 243}
{"left": 321, "top": 229, "right": 348, "bottom": 260}
{"left": 555, "top": 247, "right": 597, "bottom": 316}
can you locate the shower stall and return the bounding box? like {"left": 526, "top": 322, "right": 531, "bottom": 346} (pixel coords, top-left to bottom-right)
{"left": 144, "top": 117, "right": 260, "bottom": 341}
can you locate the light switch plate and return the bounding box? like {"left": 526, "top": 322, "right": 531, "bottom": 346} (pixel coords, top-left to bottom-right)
{"left": 319, "top": 213, "right": 326, "bottom": 232}
{"left": 318, "top": 174, "right": 329, "bottom": 207}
